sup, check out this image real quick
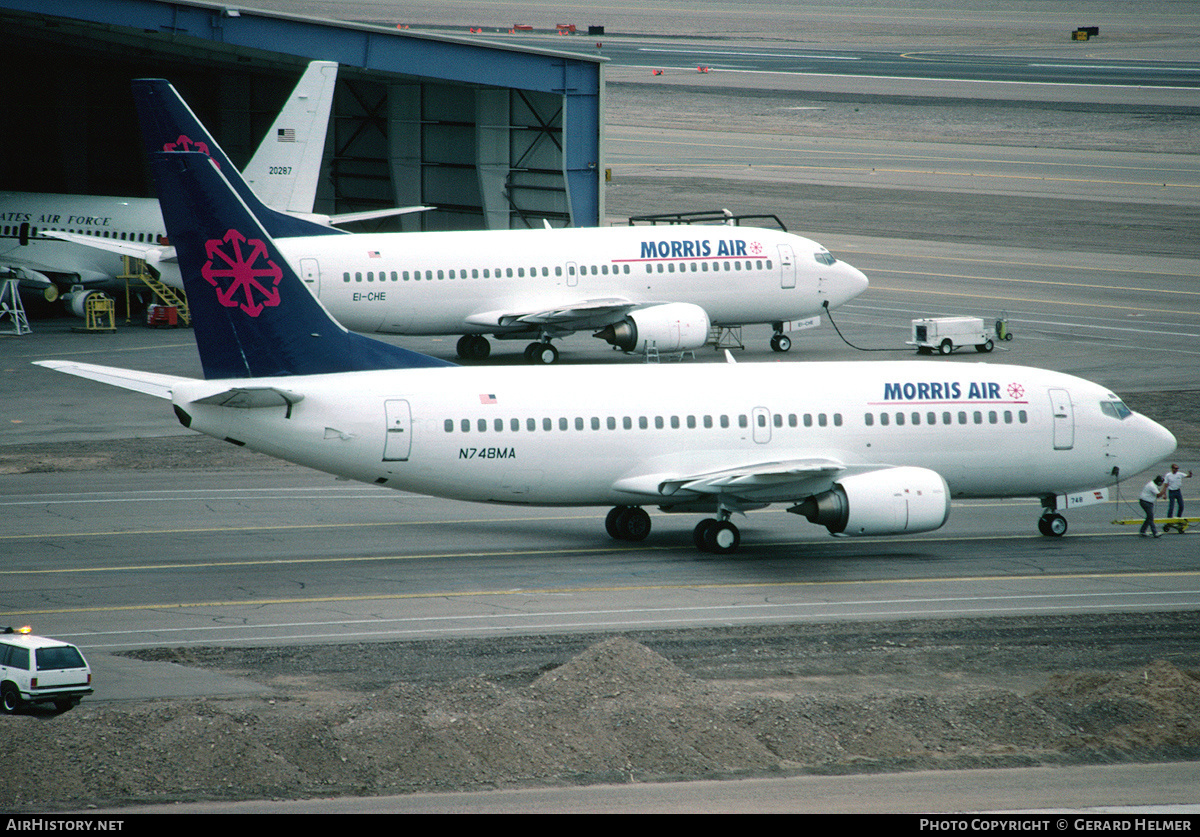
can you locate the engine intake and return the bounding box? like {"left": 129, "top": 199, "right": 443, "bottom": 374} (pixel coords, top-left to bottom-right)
{"left": 595, "top": 303, "right": 710, "bottom": 353}
{"left": 790, "top": 466, "right": 950, "bottom": 536}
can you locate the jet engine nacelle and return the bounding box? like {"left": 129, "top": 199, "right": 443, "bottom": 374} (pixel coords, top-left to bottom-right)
{"left": 790, "top": 466, "right": 950, "bottom": 536}
{"left": 595, "top": 303, "right": 711, "bottom": 353}
{"left": 63, "top": 288, "right": 109, "bottom": 319}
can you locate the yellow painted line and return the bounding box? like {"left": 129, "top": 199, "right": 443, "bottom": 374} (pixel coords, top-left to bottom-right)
{"left": 844, "top": 249, "right": 1200, "bottom": 280}
{"left": 612, "top": 158, "right": 1200, "bottom": 191}
{"left": 866, "top": 284, "right": 1195, "bottom": 316}
{"left": 0, "top": 522, "right": 1186, "bottom": 580}
{"left": 4, "top": 568, "right": 1200, "bottom": 619}
{"left": 868, "top": 267, "right": 1200, "bottom": 299}
{"left": 0, "top": 512, "right": 601, "bottom": 545}
{"left": 612, "top": 135, "right": 1200, "bottom": 179}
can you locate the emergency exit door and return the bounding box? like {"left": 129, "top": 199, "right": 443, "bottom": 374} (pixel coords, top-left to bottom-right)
{"left": 383, "top": 399, "right": 412, "bottom": 461}
{"left": 299, "top": 258, "right": 320, "bottom": 297}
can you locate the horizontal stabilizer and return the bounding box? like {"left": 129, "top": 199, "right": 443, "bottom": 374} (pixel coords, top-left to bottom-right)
{"left": 33, "top": 360, "right": 189, "bottom": 400}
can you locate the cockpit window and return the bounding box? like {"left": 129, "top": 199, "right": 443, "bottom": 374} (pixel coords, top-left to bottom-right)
{"left": 813, "top": 251, "right": 837, "bottom": 266}
{"left": 1100, "top": 400, "right": 1132, "bottom": 420}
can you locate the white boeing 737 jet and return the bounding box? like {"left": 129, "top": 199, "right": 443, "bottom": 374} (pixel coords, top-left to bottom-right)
{"left": 0, "top": 61, "right": 339, "bottom": 305}
{"left": 132, "top": 79, "right": 869, "bottom": 363}
{"left": 35, "top": 151, "right": 1178, "bottom": 553}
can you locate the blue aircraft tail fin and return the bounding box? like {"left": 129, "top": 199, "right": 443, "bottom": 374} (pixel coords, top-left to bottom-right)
{"left": 151, "top": 151, "right": 453, "bottom": 379}
{"left": 133, "top": 78, "right": 341, "bottom": 239}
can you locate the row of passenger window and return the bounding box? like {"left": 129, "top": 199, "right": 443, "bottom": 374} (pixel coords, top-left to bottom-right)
{"left": 645, "top": 259, "right": 771, "bottom": 274}
{"left": 445, "top": 412, "right": 844, "bottom": 433}
{"left": 342, "top": 259, "right": 773, "bottom": 283}
{"left": 345, "top": 264, "right": 635, "bottom": 283}
{"left": 2, "top": 226, "right": 162, "bottom": 243}
{"left": 865, "top": 410, "right": 1029, "bottom": 427}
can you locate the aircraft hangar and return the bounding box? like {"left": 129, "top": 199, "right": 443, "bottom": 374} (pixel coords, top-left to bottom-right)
{"left": 0, "top": 0, "right": 606, "bottom": 230}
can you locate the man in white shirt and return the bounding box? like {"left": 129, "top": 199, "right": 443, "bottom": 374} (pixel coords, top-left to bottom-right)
{"left": 1140, "top": 475, "right": 1166, "bottom": 537}
{"left": 1163, "top": 463, "right": 1193, "bottom": 519}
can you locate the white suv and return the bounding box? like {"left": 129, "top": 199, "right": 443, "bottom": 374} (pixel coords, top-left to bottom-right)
{"left": 0, "top": 627, "right": 93, "bottom": 713}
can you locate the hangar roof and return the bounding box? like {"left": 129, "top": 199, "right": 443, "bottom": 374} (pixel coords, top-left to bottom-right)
{"left": 0, "top": 0, "right": 606, "bottom": 227}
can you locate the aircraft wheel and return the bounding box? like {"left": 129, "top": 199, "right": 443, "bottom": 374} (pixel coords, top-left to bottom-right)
{"left": 693, "top": 519, "right": 717, "bottom": 551}
{"left": 939, "top": 340, "right": 953, "bottom": 355}
{"left": 616, "top": 507, "right": 651, "bottom": 541}
{"left": 525, "top": 342, "right": 559, "bottom": 365}
{"left": 456, "top": 334, "right": 490, "bottom": 361}
{"left": 607, "top": 506, "right": 650, "bottom": 541}
{"left": 976, "top": 340, "right": 994, "bottom": 353}
{"left": 704, "top": 521, "right": 741, "bottom": 554}
{"left": 606, "top": 506, "right": 628, "bottom": 539}
{"left": 770, "top": 334, "right": 791, "bottom": 353}
{"left": 1039, "top": 513, "right": 1068, "bottom": 537}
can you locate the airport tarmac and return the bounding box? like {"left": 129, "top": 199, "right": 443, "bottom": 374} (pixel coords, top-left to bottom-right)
{"left": 3, "top": 1, "right": 1199, "bottom": 812}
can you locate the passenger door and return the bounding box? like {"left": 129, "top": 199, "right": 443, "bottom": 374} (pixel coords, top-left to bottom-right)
{"left": 778, "top": 244, "right": 796, "bottom": 289}
{"left": 1049, "top": 388, "right": 1074, "bottom": 450}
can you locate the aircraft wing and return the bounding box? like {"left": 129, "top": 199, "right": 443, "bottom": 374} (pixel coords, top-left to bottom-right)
{"left": 33, "top": 360, "right": 190, "bottom": 400}
{"left": 39, "top": 230, "right": 164, "bottom": 261}
{"left": 465, "top": 298, "right": 637, "bottom": 330}
{"left": 606, "top": 457, "right": 906, "bottom": 508}
{"left": 328, "top": 206, "right": 434, "bottom": 225}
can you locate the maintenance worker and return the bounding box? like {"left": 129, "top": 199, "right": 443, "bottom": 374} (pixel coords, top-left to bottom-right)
{"left": 1163, "top": 463, "right": 1193, "bottom": 519}
{"left": 1140, "top": 475, "right": 1166, "bottom": 538}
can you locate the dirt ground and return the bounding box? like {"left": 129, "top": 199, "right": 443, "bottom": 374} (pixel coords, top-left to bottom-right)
{"left": 2, "top": 615, "right": 1199, "bottom": 811}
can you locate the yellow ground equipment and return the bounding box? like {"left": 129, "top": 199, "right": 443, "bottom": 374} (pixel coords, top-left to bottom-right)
{"left": 1112, "top": 517, "right": 1198, "bottom": 534}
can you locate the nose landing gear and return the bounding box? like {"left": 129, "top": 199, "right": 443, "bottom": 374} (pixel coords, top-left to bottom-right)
{"left": 1038, "top": 512, "right": 1068, "bottom": 537}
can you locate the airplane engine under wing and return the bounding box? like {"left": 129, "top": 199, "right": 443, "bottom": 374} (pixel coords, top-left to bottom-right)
{"left": 594, "top": 303, "right": 710, "bottom": 353}
{"left": 789, "top": 466, "right": 950, "bottom": 536}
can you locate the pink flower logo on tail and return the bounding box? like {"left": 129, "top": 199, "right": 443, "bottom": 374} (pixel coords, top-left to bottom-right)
{"left": 163, "top": 134, "right": 219, "bottom": 169}
{"left": 201, "top": 229, "right": 283, "bottom": 317}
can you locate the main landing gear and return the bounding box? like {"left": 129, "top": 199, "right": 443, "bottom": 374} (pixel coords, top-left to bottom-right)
{"left": 524, "top": 340, "right": 559, "bottom": 365}
{"left": 604, "top": 506, "right": 743, "bottom": 554}
{"left": 456, "top": 334, "right": 491, "bottom": 361}
{"left": 606, "top": 506, "right": 651, "bottom": 541}
{"left": 456, "top": 335, "right": 562, "bottom": 364}
{"left": 693, "top": 517, "right": 740, "bottom": 554}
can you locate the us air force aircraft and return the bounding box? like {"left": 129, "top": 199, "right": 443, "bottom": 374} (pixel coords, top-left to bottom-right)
{"left": 0, "top": 61, "right": 340, "bottom": 306}
{"left": 35, "top": 151, "right": 1178, "bottom": 554}
{"left": 132, "top": 79, "right": 868, "bottom": 363}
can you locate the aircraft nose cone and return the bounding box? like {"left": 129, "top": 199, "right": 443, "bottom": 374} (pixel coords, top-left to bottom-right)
{"left": 1148, "top": 417, "right": 1178, "bottom": 462}
{"left": 1128, "top": 414, "right": 1177, "bottom": 475}
{"left": 834, "top": 262, "right": 870, "bottom": 305}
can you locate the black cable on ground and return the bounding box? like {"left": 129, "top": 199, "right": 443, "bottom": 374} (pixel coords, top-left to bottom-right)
{"left": 822, "top": 301, "right": 913, "bottom": 353}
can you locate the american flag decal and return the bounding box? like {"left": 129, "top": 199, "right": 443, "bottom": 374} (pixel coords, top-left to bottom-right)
{"left": 277, "top": 128, "right": 296, "bottom": 142}
{"left": 480, "top": 394, "right": 497, "bottom": 404}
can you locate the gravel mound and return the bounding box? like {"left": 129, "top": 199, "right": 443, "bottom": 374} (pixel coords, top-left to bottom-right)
{"left": 3, "top": 633, "right": 1199, "bottom": 811}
